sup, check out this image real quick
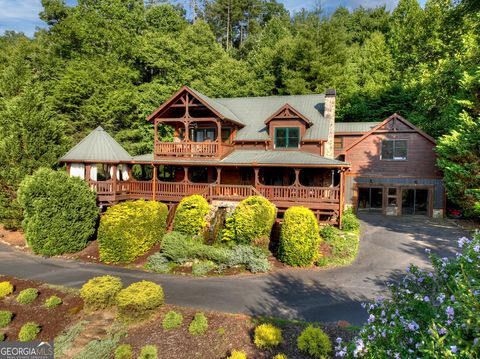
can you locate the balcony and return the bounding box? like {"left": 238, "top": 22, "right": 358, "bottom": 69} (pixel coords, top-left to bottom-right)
{"left": 155, "top": 141, "right": 219, "bottom": 158}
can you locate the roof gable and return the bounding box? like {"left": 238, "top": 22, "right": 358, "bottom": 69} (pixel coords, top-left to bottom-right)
{"left": 342, "top": 114, "right": 436, "bottom": 153}
{"left": 60, "top": 126, "right": 132, "bottom": 162}
{"left": 264, "top": 104, "right": 313, "bottom": 126}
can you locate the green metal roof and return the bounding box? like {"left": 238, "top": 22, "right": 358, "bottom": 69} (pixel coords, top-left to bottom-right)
{"left": 60, "top": 126, "right": 132, "bottom": 162}
{"left": 213, "top": 94, "right": 328, "bottom": 141}
{"left": 133, "top": 150, "right": 349, "bottom": 167}
{"left": 335, "top": 122, "right": 380, "bottom": 133}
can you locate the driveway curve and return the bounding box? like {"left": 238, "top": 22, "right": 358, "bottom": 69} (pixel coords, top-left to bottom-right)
{"left": 0, "top": 214, "right": 466, "bottom": 325}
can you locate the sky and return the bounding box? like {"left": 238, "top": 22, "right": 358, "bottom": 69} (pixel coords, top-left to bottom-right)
{"left": 0, "top": 0, "right": 427, "bottom": 37}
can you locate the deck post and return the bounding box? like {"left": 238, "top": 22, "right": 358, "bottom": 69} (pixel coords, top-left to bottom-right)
{"left": 216, "top": 167, "right": 222, "bottom": 184}
{"left": 85, "top": 164, "right": 91, "bottom": 181}
{"left": 216, "top": 121, "right": 221, "bottom": 158}
{"left": 253, "top": 167, "right": 260, "bottom": 187}
{"left": 183, "top": 167, "right": 190, "bottom": 183}
{"left": 111, "top": 164, "right": 117, "bottom": 200}
{"left": 152, "top": 164, "right": 157, "bottom": 201}
{"left": 339, "top": 169, "right": 345, "bottom": 228}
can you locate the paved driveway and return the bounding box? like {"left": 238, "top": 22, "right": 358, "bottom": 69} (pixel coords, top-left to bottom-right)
{"left": 0, "top": 214, "right": 466, "bottom": 325}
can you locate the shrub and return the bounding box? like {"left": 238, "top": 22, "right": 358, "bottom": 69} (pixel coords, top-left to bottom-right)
{"left": 273, "top": 354, "right": 288, "bottom": 359}
{"left": 17, "top": 168, "right": 98, "bottom": 256}
{"left": 0, "top": 333, "right": 4, "bottom": 341}
{"left": 138, "top": 345, "right": 158, "bottom": 359}
{"left": 44, "top": 295, "right": 62, "bottom": 309}
{"left": 317, "top": 226, "right": 359, "bottom": 267}
{"left": 162, "top": 311, "right": 183, "bottom": 330}
{"left": 145, "top": 253, "right": 175, "bottom": 273}
{"left": 254, "top": 323, "right": 283, "bottom": 349}
{"left": 278, "top": 206, "right": 321, "bottom": 267}
{"left": 98, "top": 200, "right": 168, "bottom": 263}
{"left": 0, "top": 281, "right": 13, "bottom": 299}
{"left": 188, "top": 312, "right": 208, "bottom": 336}
{"left": 0, "top": 311, "right": 13, "bottom": 328}
{"left": 16, "top": 288, "right": 38, "bottom": 304}
{"left": 116, "top": 281, "right": 164, "bottom": 322}
{"left": 80, "top": 275, "right": 122, "bottom": 310}
{"left": 114, "top": 344, "right": 133, "bottom": 359}
{"left": 173, "top": 195, "right": 209, "bottom": 235}
{"left": 222, "top": 196, "right": 276, "bottom": 245}
{"left": 226, "top": 245, "right": 271, "bottom": 273}
{"left": 18, "top": 322, "right": 41, "bottom": 341}
{"left": 297, "top": 326, "right": 332, "bottom": 359}
{"left": 341, "top": 208, "right": 360, "bottom": 232}
{"left": 192, "top": 260, "right": 217, "bottom": 276}
{"left": 54, "top": 321, "right": 88, "bottom": 357}
{"left": 227, "top": 350, "right": 247, "bottom": 359}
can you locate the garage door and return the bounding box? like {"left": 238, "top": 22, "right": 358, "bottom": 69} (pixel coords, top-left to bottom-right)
{"left": 401, "top": 188, "right": 429, "bottom": 215}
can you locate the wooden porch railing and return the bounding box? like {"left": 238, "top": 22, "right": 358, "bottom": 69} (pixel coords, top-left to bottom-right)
{"left": 155, "top": 141, "right": 219, "bottom": 157}
{"left": 208, "top": 184, "right": 261, "bottom": 201}
{"left": 257, "top": 185, "right": 340, "bottom": 203}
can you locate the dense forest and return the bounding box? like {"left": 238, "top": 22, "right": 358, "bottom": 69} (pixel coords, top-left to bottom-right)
{"left": 0, "top": 0, "right": 478, "bottom": 228}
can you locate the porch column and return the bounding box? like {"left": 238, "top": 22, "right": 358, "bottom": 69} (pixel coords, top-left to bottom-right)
{"left": 66, "top": 163, "right": 71, "bottom": 175}
{"left": 184, "top": 121, "right": 189, "bottom": 142}
{"left": 85, "top": 164, "right": 91, "bottom": 182}
{"left": 253, "top": 168, "right": 260, "bottom": 187}
{"left": 293, "top": 168, "right": 301, "bottom": 187}
{"left": 183, "top": 167, "right": 190, "bottom": 183}
{"left": 216, "top": 121, "right": 221, "bottom": 158}
{"left": 216, "top": 167, "right": 222, "bottom": 185}
{"left": 152, "top": 164, "right": 157, "bottom": 201}
{"left": 339, "top": 169, "right": 345, "bottom": 228}
{"left": 127, "top": 165, "right": 133, "bottom": 181}
{"left": 111, "top": 164, "right": 117, "bottom": 197}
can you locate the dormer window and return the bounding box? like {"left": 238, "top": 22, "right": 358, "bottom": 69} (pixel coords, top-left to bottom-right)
{"left": 274, "top": 127, "right": 300, "bottom": 149}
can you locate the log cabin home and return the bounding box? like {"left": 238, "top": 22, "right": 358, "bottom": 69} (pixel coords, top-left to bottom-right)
{"left": 60, "top": 86, "right": 445, "bottom": 226}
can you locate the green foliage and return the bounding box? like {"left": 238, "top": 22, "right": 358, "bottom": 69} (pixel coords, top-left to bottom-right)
{"left": 297, "top": 326, "right": 332, "bottom": 359}
{"left": 0, "top": 333, "right": 4, "bottom": 341}
{"left": 227, "top": 350, "right": 247, "bottom": 359}
{"left": 114, "top": 344, "right": 133, "bottom": 359}
{"left": 254, "top": 323, "right": 283, "bottom": 349}
{"left": 317, "top": 226, "right": 359, "bottom": 267}
{"left": 173, "top": 195, "right": 210, "bottom": 236}
{"left": 74, "top": 331, "right": 123, "bottom": 359}
{"left": 116, "top": 281, "right": 164, "bottom": 322}
{"left": 162, "top": 311, "right": 183, "bottom": 330}
{"left": 18, "top": 322, "right": 41, "bottom": 342}
{"left": 138, "top": 345, "right": 158, "bottom": 359}
{"left": 225, "top": 245, "right": 271, "bottom": 273}
{"left": 192, "top": 260, "right": 217, "bottom": 276}
{"left": 98, "top": 200, "right": 168, "bottom": 263}
{"left": 341, "top": 208, "right": 360, "bottom": 232}
{"left": 0, "top": 311, "right": 13, "bottom": 328}
{"left": 222, "top": 196, "right": 276, "bottom": 246}
{"left": 17, "top": 168, "right": 98, "bottom": 256}
{"left": 16, "top": 288, "right": 38, "bottom": 304}
{"left": 273, "top": 354, "right": 288, "bottom": 359}
{"left": 54, "top": 321, "right": 88, "bottom": 357}
{"left": 44, "top": 295, "right": 62, "bottom": 309}
{"left": 188, "top": 312, "right": 208, "bottom": 336}
{"left": 145, "top": 252, "right": 175, "bottom": 273}
{"left": 0, "top": 281, "right": 14, "bottom": 299}
{"left": 80, "top": 275, "right": 123, "bottom": 310}
{"left": 278, "top": 206, "right": 321, "bottom": 267}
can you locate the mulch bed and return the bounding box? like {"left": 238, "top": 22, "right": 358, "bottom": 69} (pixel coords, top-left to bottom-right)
{"left": 121, "top": 304, "right": 357, "bottom": 359}
{"left": 0, "top": 275, "right": 83, "bottom": 341}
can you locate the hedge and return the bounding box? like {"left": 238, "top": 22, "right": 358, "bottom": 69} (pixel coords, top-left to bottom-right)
{"left": 278, "top": 206, "right": 321, "bottom": 267}
{"left": 173, "top": 195, "right": 209, "bottom": 236}
{"left": 98, "top": 200, "right": 168, "bottom": 263}
{"left": 222, "top": 196, "right": 276, "bottom": 246}
{"left": 116, "top": 281, "right": 164, "bottom": 322}
{"left": 17, "top": 168, "right": 98, "bottom": 256}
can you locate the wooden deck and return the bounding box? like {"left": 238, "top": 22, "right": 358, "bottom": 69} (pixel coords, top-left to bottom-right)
{"left": 90, "top": 180, "right": 341, "bottom": 224}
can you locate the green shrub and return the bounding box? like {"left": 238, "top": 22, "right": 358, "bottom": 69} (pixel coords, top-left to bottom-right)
{"left": 54, "top": 321, "right": 88, "bottom": 357}
{"left": 222, "top": 196, "right": 276, "bottom": 245}
{"left": 98, "top": 200, "right": 168, "bottom": 263}
{"left": 317, "top": 226, "right": 359, "bottom": 267}
{"left": 188, "top": 312, "right": 208, "bottom": 336}
{"left": 278, "top": 206, "right": 320, "bottom": 267}
{"left": 0, "top": 333, "right": 4, "bottom": 341}
{"left": 145, "top": 253, "right": 175, "bottom": 273}
{"left": 173, "top": 195, "right": 209, "bottom": 235}
{"left": 226, "top": 245, "right": 271, "bottom": 273}
{"left": 273, "top": 354, "right": 288, "bottom": 359}
{"left": 116, "top": 281, "right": 164, "bottom": 322}
{"left": 16, "top": 288, "right": 38, "bottom": 304}
{"left": 0, "top": 281, "right": 13, "bottom": 299}
{"left": 319, "top": 225, "right": 337, "bottom": 242}
{"left": 192, "top": 260, "right": 217, "bottom": 276}
{"left": 114, "top": 344, "right": 133, "bottom": 359}
{"left": 227, "top": 350, "right": 247, "bottom": 359}
{"left": 254, "top": 323, "right": 283, "bottom": 349}
{"left": 44, "top": 295, "right": 62, "bottom": 309}
{"left": 80, "top": 275, "right": 123, "bottom": 310}
{"left": 297, "top": 326, "right": 332, "bottom": 359}
{"left": 138, "top": 345, "right": 158, "bottom": 359}
{"left": 18, "top": 322, "right": 41, "bottom": 341}
{"left": 17, "top": 168, "right": 98, "bottom": 256}
{"left": 0, "top": 311, "right": 13, "bottom": 328}
{"left": 162, "top": 311, "right": 183, "bottom": 330}
{"left": 341, "top": 208, "right": 360, "bottom": 231}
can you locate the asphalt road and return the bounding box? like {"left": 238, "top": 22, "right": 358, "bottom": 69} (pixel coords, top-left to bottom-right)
{"left": 0, "top": 214, "right": 466, "bottom": 325}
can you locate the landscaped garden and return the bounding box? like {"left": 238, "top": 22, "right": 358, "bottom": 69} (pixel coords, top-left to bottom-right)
{"left": 8, "top": 168, "right": 361, "bottom": 276}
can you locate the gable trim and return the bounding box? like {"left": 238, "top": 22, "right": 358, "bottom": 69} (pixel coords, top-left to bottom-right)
{"left": 264, "top": 103, "right": 313, "bottom": 126}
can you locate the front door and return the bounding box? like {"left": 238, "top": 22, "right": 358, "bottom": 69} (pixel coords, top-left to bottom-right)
{"left": 401, "top": 189, "right": 429, "bottom": 215}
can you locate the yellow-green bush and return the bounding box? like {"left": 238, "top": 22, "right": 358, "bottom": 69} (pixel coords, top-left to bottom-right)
{"left": 273, "top": 354, "right": 288, "bottom": 359}
{"left": 16, "top": 288, "right": 38, "bottom": 304}
{"left": 44, "top": 295, "right": 62, "bottom": 309}
{"left": 116, "top": 281, "right": 164, "bottom": 322}
{"left": 80, "top": 275, "right": 123, "bottom": 310}
{"left": 341, "top": 208, "right": 360, "bottom": 231}
{"left": 98, "top": 200, "right": 168, "bottom": 263}
{"left": 227, "top": 350, "right": 247, "bottom": 359}
{"left": 278, "top": 206, "right": 321, "bottom": 267}
{"left": 18, "top": 322, "right": 41, "bottom": 341}
{"left": 114, "top": 344, "right": 133, "bottom": 359}
{"left": 254, "top": 323, "right": 283, "bottom": 349}
{"left": 0, "top": 281, "right": 13, "bottom": 299}
{"left": 222, "top": 196, "right": 276, "bottom": 246}
{"left": 138, "top": 345, "right": 157, "bottom": 359}
{"left": 188, "top": 312, "right": 208, "bottom": 336}
{"left": 297, "top": 326, "right": 332, "bottom": 359}
{"left": 0, "top": 311, "right": 12, "bottom": 328}
{"left": 173, "top": 195, "right": 209, "bottom": 235}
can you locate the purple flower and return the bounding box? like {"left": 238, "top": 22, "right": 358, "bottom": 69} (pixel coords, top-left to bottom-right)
{"left": 450, "top": 345, "right": 457, "bottom": 353}
{"left": 458, "top": 237, "right": 468, "bottom": 248}
{"left": 446, "top": 306, "right": 455, "bottom": 319}
{"left": 367, "top": 314, "right": 375, "bottom": 324}
{"left": 336, "top": 337, "right": 342, "bottom": 344}
{"left": 425, "top": 248, "right": 431, "bottom": 254}
{"left": 474, "top": 245, "right": 479, "bottom": 253}
{"left": 406, "top": 320, "right": 419, "bottom": 331}
{"left": 450, "top": 295, "right": 456, "bottom": 302}
{"left": 437, "top": 293, "right": 446, "bottom": 303}
{"left": 438, "top": 328, "right": 447, "bottom": 335}
{"left": 424, "top": 296, "right": 430, "bottom": 302}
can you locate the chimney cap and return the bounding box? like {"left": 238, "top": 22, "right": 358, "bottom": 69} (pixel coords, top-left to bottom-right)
{"left": 325, "top": 88, "right": 336, "bottom": 97}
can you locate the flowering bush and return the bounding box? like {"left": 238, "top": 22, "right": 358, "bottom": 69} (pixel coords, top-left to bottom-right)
{"left": 335, "top": 234, "right": 480, "bottom": 358}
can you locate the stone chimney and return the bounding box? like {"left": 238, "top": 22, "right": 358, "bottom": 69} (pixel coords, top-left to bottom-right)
{"left": 324, "top": 89, "right": 336, "bottom": 159}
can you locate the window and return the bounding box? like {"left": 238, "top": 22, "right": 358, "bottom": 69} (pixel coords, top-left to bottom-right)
{"left": 190, "top": 128, "right": 216, "bottom": 142}
{"left": 381, "top": 139, "right": 407, "bottom": 160}
{"left": 334, "top": 136, "right": 343, "bottom": 150}
{"left": 274, "top": 127, "right": 300, "bottom": 148}
{"left": 221, "top": 128, "right": 231, "bottom": 144}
